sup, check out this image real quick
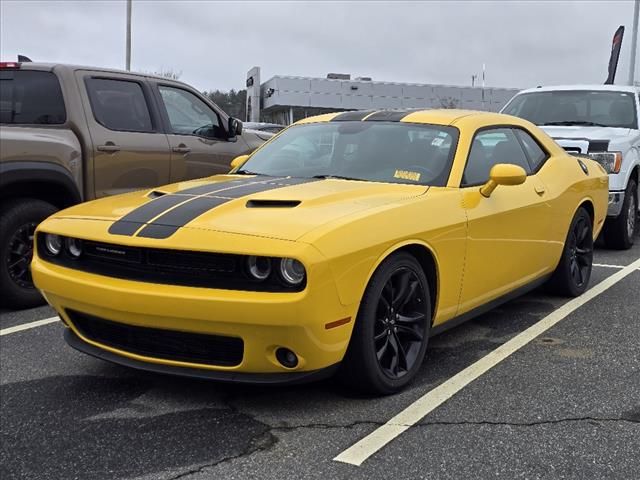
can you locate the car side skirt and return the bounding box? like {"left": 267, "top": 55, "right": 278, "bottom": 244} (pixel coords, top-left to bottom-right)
{"left": 430, "top": 274, "right": 552, "bottom": 337}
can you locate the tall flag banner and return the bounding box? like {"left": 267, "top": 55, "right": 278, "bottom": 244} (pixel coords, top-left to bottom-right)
{"left": 605, "top": 26, "right": 625, "bottom": 85}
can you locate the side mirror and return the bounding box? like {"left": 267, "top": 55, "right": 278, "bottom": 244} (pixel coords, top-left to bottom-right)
{"left": 479, "top": 163, "right": 527, "bottom": 197}
{"left": 230, "top": 154, "right": 249, "bottom": 171}
{"left": 228, "top": 117, "right": 243, "bottom": 140}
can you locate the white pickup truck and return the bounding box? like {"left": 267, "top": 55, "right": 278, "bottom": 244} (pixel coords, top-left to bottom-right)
{"left": 502, "top": 85, "right": 639, "bottom": 249}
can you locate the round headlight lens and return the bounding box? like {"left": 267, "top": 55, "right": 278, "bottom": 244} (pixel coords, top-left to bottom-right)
{"left": 44, "top": 234, "right": 63, "bottom": 256}
{"left": 247, "top": 256, "right": 271, "bottom": 280}
{"left": 67, "top": 238, "right": 83, "bottom": 258}
{"left": 279, "top": 258, "right": 306, "bottom": 285}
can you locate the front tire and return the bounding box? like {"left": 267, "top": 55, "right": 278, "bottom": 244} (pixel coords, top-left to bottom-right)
{"left": 0, "top": 198, "right": 57, "bottom": 309}
{"left": 547, "top": 207, "right": 593, "bottom": 297}
{"left": 604, "top": 179, "right": 637, "bottom": 250}
{"left": 338, "top": 252, "right": 431, "bottom": 395}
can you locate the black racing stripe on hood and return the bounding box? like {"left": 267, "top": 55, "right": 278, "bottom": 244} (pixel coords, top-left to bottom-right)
{"left": 330, "top": 110, "right": 377, "bottom": 121}
{"left": 108, "top": 195, "right": 190, "bottom": 236}
{"left": 134, "top": 176, "right": 319, "bottom": 239}
{"left": 137, "top": 196, "right": 229, "bottom": 239}
{"left": 364, "top": 109, "right": 424, "bottom": 122}
{"left": 108, "top": 177, "right": 276, "bottom": 237}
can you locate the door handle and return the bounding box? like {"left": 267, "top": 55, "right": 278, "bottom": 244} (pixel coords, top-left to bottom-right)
{"left": 534, "top": 184, "right": 546, "bottom": 196}
{"left": 172, "top": 145, "right": 191, "bottom": 154}
{"left": 97, "top": 142, "right": 120, "bottom": 153}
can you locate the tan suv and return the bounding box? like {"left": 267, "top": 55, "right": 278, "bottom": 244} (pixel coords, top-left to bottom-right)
{"left": 0, "top": 61, "right": 266, "bottom": 309}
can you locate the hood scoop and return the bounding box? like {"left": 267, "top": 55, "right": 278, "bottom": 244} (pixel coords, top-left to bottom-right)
{"left": 246, "top": 199, "right": 301, "bottom": 208}
{"left": 147, "top": 190, "right": 168, "bottom": 199}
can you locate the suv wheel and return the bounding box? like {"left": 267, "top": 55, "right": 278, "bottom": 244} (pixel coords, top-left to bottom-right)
{"left": 0, "top": 199, "right": 57, "bottom": 309}
{"left": 604, "top": 179, "right": 637, "bottom": 250}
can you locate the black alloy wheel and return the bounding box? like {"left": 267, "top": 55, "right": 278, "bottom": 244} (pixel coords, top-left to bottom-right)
{"left": 6, "top": 221, "right": 37, "bottom": 289}
{"left": 374, "top": 267, "right": 428, "bottom": 379}
{"left": 548, "top": 207, "right": 593, "bottom": 297}
{"left": 0, "top": 198, "right": 57, "bottom": 309}
{"left": 567, "top": 213, "right": 593, "bottom": 289}
{"left": 338, "top": 252, "right": 431, "bottom": 395}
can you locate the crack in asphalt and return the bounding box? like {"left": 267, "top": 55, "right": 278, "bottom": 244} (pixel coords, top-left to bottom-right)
{"left": 164, "top": 407, "right": 638, "bottom": 479}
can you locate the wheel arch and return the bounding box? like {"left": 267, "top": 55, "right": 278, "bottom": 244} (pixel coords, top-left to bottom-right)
{"left": 0, "top": 161, "right": 81, "bottom": 210}
{"left": 363, "top": 240, "right": 439, "bottom": 325}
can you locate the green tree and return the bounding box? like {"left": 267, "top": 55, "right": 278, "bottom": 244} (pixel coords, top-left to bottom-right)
{"left": 204, "top": 89, "right": 247, "bottom": 120}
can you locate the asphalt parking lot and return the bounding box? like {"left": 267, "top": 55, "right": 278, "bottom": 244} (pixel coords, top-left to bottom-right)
{"left": 1, "top": 236, "right": 639, "bottom": 480}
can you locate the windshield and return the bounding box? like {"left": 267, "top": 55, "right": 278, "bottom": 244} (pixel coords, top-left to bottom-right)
{"left": 502, "top": 90, "right": 638, "bottom": 129}
{"left": 238, "top": 121, "right": 459, "bottom": 186}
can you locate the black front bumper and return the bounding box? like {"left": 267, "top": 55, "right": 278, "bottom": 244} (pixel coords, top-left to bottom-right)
{"left": 64, "top": 328, "right": 339, "bottom": 385}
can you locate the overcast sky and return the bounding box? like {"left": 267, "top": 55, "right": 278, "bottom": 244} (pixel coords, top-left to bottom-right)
{"left": 1, "top": 1, "right": 638, "bottom": 92}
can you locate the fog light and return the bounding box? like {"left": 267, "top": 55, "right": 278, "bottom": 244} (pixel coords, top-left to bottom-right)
{"left": 44, "top": 234, "right": 62, "bottom": 256}
{"left": 247, "top": 255, "right": 271, "bottom": 280}
{"left": 275, "top": 347, "right": 298, "bottom": 368}
{"left": 279, "top": 258, "right": 305, "bottom": 285}
{"left": 67, "top": 238, "right": 83, "bottom": 258}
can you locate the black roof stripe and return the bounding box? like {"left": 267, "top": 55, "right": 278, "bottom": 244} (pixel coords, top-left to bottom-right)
{"left": 364, "top": 108, "right": 425, "bottom": 122}
{"left": 330, "top": 110, "right": 377, "bottom": 122}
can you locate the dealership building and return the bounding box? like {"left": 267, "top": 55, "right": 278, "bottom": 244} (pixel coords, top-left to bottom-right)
{"left": 245, "top": 66, "right": 520, "bottom": 125}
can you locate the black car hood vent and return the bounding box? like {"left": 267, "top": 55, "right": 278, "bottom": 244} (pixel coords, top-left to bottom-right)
{"left": 246, "top": 199, "right": 301, "bottom": 208}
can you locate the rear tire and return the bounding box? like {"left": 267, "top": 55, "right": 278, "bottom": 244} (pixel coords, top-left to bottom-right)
{"left": 338, "top": 252, "right": 431, "bottom": 395}
{"left": 547, "top": 207, "right": 593, "bottom": 297}
{"left": 0, "top": 198, "right": 57, "bottom": 309}
{"left": 603, "top": 179, "right": 637, "bottom": 250}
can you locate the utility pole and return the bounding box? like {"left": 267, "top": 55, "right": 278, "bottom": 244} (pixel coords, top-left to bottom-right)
{"left": 630, "top": 0, "right": 639, "bottom": 85}
{"left": 125, "top": 0, "right": 132, "bottom": 71}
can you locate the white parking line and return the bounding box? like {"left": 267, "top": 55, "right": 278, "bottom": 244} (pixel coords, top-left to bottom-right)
{"left": 334, "top": 257, "right": 640, "bottom": 466}
{"left": 0, "top": 317, "right": 59, "bottom": 336}
{"left": 593, "top": 263, "right": 625, "bottom": 269}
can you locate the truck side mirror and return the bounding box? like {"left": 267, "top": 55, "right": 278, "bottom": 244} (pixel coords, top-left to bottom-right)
{"left": 228, "top": 118, "right": 243, "bottom": 140}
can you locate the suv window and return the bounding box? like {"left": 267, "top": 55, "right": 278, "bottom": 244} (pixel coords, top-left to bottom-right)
{"left": 0, "top": 70, "right": 66, "bottom": 124}
{"left": 463, "top": 128, "right": 531, "bottom": 186}
{"left": 515, "top": 129, "right": 547, "bottom": 171}
{"left": 158, "top": 86, "right": 223, "bottom": 138}
{"left": 86, "top": 78, "right": 153, "bottom": 132}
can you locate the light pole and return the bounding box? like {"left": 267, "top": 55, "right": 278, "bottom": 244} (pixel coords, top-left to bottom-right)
{"left": 125, "top": 0, "right": 132, "bottom": 71}
{"left": 629, "top": 0, "right": 639, "bottom": 85}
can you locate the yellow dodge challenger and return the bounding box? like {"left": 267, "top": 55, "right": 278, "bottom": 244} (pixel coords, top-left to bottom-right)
{"left": 32, "top": 109, "right": 608, "bottom": 394}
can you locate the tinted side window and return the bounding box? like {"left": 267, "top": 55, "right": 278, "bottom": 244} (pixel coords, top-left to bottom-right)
{"left": 463, "top": 128, "right": 531, "bottom": 186}
{"left": 0, "top": 70, "right": 66, "bottom": 124}
{"left": 158, "top": 86, "right": 222, "bottom": 137}
{"left": 86, "top": 78, "right": 153, "bottom": 132}
{"left": 515, "top": 129, "right": 547, "bottom": 171}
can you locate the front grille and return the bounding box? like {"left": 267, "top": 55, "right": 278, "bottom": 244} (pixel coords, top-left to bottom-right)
{"left": 67, "top": 310, "right": 243, "bottom": 366}
{"left": 37, "top": 238, "right": 303, "bottom": 292}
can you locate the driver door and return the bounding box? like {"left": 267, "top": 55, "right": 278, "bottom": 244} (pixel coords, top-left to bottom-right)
{"left": 154, "top": 84, "right": 248, "bottom": 181}
{"left": 458, "top": 127, "right": 553, "bottom": 314}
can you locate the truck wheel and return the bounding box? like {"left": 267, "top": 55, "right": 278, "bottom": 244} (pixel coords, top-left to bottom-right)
{"left": 604, "top": 179, "right": 637, "bottom": 250}
{"left": 337, "top": 252, "right": 431, "bottom": 395}
{"left": 0, "top": 199, "right": 57, "bottom": 309}
{"left": 547, "top": 207, "right": 593, "bottom": 297}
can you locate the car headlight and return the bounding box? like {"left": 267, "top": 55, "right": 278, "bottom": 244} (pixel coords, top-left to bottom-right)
{"left": 247, "top": 256, "right": 272, "bottom": 280}
{"left": 66, "top": 238, "right": 83, "bottom": 258}
{"left": 44, "top": 234, "right": 63, "bottom": 256}
{"left": 587, "top": 151, "right": 622, "bottom": 174}
{"left": 279, "top": 258, "right": 306, "bottom": 285}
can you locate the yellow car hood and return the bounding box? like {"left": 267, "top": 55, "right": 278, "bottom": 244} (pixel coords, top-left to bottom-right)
{"left": 57, "top": 175, "right": 428, "bottom": 241}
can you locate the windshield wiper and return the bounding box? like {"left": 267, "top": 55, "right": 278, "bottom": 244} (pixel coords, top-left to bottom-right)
{"left": 235, "top": 170, "right": 263, "bottom": 175}
{"left": 312, "top": 174, "right": 365, "bottom": 181}
{"left": 541, "top": 121, "right": 608, "bottom": 127}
